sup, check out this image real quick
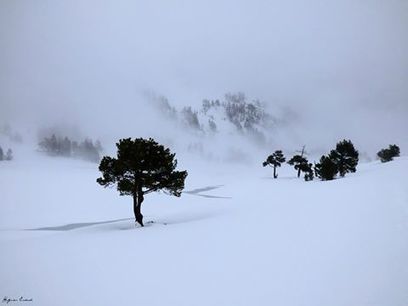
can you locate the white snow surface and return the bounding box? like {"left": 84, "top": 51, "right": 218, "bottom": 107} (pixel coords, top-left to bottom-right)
{"left": 1, "top": 153, "right": 408, "bottom": 306}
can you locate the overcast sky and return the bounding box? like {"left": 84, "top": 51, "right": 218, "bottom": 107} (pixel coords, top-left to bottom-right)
{"left": 0, "top": 0, "right": 407, "bottom": 152}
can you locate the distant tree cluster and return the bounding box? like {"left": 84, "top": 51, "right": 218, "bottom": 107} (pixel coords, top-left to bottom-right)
{"left": 182, "top": 95, "right": 269, "bottom": 134}
{"left": 151, "top": 92, "right": 274, "bottom": 141}
{"left": 202, "top": 99, "right": 221, "bottom": 113}
{"left": 264, "top": 140, "right": 359, "bottom": 182}
{"left": 181, "top": 107, "right": 201, "bottom": 130}
{"left": 224, "top": 93, "right": 268, "bottom": 131}
{"left": 39, "top": 135, "right": 102, "bottom": 163}
{"left": 153, "top": 95, "right": 178, "bottom": 120}
{"left": 0, "top": 146, "right": 13, "bottom": 161}
{"left": 377, "top": 145, "right": 400, "bottom": 163}
{"left": 313, "top": 140, "right": 359, "bottom": 181}
{"left": 204, "top": 93, "right": 270, "bottom": 145}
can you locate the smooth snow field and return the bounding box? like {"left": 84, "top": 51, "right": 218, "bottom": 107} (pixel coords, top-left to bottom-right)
{"left": 1, "top": 155, "right": 408, "bottom": 306}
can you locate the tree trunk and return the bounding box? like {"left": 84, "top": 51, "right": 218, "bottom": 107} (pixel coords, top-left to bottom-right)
{"left": 273, "top": 166, "right": 277, "bottom": 179}
{"left": 133, "top": 189, "right": 144, "bottom": 227}
{"left": 297, "top": 167, "right": 301, "bottom": 178}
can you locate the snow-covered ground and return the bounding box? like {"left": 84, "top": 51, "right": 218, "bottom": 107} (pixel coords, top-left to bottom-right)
{"left": 1, "top": 153, "right": 408, "bottom": 306}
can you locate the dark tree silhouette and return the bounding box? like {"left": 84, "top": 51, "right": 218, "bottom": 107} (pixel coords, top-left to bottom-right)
{"left": 263, "top": 150, "right": 286, "bottom": 178}
{"left": 97, "top": 138, "right": 188, "bottom": 227}
{"left": 0, "top": 146, "right": 3, "bottom": 161}
{"left": 328, "top": 139, "right": 359, "bottom": 177}
{"left": 303, "top": 163, "right": 314, "bottom": 181}
{"left": 377, "top": 144, "right": 400, "bottom": 162}
{"left": 314, "top": 155, "right": 338, "bottom": 181}
{"left": 287, "top": 155, "right": 308, "bottom": 178}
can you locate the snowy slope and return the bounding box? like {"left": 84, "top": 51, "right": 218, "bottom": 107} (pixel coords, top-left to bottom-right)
{"left": 149, "top": 94, "right": 291, "bottom": 163}
{"left": 1, "top": 154, "right": 408, "bottom": 306}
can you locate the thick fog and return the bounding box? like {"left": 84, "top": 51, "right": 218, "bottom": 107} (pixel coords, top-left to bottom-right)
{"left": 1, "top": 0, "right": 407, "bottom": 159}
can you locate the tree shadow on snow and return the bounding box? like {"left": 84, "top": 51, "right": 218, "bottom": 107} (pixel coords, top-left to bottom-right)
{"left": 26, "top": 218, "right": 133, "bottom": 231}
{"left": 184, "top": 185, "right": 231, "bottom": 199}
{"left": 26, "top": 212, "right": 223, "bottom": 232}
{"left": 24, "top": 185, "right": 230, "bottom": 232}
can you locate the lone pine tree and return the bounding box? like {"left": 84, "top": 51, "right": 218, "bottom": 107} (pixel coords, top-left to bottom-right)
{"left": 329, "top": 139, "right": 359, "bottom": 177}
{"left": 263, "top": 150, "right": 286, "bottom": 178}
{"left": 377, "top": 144, "right": 400, "bottom": 162}
{"left": 287, "top": 154, "right": 309, "bottom": 178}
{"left": 97, "top": 138, "right": 188, "bottom": 227}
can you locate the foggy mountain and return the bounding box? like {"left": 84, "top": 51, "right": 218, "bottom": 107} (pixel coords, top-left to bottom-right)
{"left": 1, "top": 0, "right": 407, "bottom": 160}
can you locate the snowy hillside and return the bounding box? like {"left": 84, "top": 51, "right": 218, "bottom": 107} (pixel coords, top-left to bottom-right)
{"left": 144, "top": 92, "right": 316, "bottom": 163}
{"left": 151, "top": 92, "right": 275, "bottom": 137}
{"left": 1, "top": 153, "right": 407, "bottom": 306}
{"left": 148, "top": 93, "right": 287, "bottom": 153}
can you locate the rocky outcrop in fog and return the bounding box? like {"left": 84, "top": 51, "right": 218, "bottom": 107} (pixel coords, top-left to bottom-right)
{"left": 151, "top": 92, "right": 277, "bottom": 147}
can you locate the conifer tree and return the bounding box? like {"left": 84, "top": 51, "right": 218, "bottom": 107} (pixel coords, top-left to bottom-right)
{"left": 303, "top": 163, "right": 314, "bottom": 181}
{"left": 287, "top": 155, "right": 308, "bottom": 178}
{"left": 263, "top": 150, "right": 286, "bottom": 178}
{"left": 377, "top": 144, "right": 400, "bottom": 162}
{"left": 0, "top": 146, "right": 3, "bottom": 161}
{"left": 328, "top": 139, "right": 359, "bottom": 177}
{"left": 389, "top": 144, "right": 400, "bottom": 157}
{"left": 314, "top": 155, "right": 338, "bottom": 181}
{"left": 97, "top": 138, "right": 188, "bottom": 227}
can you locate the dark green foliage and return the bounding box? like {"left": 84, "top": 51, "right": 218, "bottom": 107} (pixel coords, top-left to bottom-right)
{"left": 328, "top": 139, "right": 359, "bottom": 177}
{"left": 263, "top": 150, "right": 286, "bottom": 178}
{"left": 389, "top": 144, "right": 400, "bottom": 156}
{"left": 377, "top": 144, "right": 400, "bottom": 162}
{"left": 287, "top": 154, "right": 308, "bottom": 178}
{"left": 314, "top": 155, "right": 338, "bottom": 181}
{"left": 303, "top": 163, "right": 314, "bottom": 181}
{"left": 97, "top": 138, "right": 188, "bottom": 227}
